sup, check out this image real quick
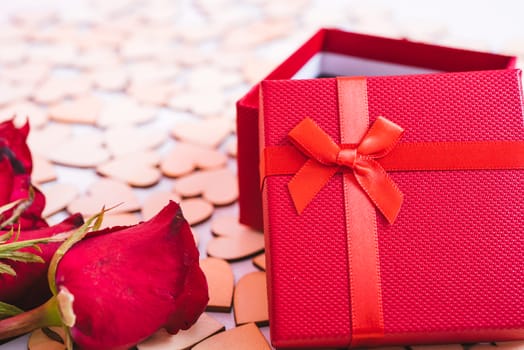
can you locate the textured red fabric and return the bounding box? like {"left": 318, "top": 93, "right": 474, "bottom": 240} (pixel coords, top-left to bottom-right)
{"left": 238, "top": 28, "right": 517, "bottom": 230}
{"left": 260, "top": 69, "right": 524, "bottom": 348}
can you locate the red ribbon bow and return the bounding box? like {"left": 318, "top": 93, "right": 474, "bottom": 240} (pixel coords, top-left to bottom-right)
{"left": 287, "top": 116, "right": 404, "bottom": 224}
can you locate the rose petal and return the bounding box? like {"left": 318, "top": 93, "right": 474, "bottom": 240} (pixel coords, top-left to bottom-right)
{"left": 55, "top": 201, "right": 208, "bottom": 350}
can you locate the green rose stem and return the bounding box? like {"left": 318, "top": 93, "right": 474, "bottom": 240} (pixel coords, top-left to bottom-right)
{"left": 0, "top": 295, "right": 62, "bottom": 339}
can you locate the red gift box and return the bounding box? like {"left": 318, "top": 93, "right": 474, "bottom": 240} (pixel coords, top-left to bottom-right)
{"left": 259, "top": 69, "right": 524, "bottom": 348}
{"left": 237, "top": 28, "right": 517, "bottom": 230}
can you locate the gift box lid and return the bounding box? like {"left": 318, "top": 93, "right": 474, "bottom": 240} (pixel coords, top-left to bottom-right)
{"left": 237, "top": 28, "right": 518, "bottom": 230}
{"left": 259, "top": 69, "right": 524, "bottom": 348}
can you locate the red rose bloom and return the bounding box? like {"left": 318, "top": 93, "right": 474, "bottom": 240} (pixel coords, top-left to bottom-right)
{"left": 0, "top": 214, "right": 84, "bottom": 310}
{"left": 54, "top": 201, "right": 208, "bottom": 350}
{"left": 0, "top": 120, "right": 46, "bottom": 229}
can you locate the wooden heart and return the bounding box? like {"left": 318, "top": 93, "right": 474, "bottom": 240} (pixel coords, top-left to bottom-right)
{"left": 143, "top": 191, "right": 214, "bottom": 225}
{"left": 168, "top": 91, "right": 226, "bottom": 118}
{"left": 0, "top": 82, "right": 32, "bottom": 106}
{"left": 161, "top": 142, "right": 227, "bottom": 178}
{"left": 180, "top": 198, "right": 214, "bottom": 227}
{"left": 211, "top": 215, "right": 262, "bottom": 237}
{"left": 27, "top": 123, "right": 72, "bottom": 158}
{"left": 32, "top": 155, "right": 57, "bottom": 184}
{"left": 104, "top": 126, "right": 167, "bottom": 157}
{"left": 98, "top": 213, "right": 140, "bottom": 229}
{"left": 200, "top": 257, "right": 234, "bottom": 312}
{"left": 90, "top": 67, "right": 128, "bottom": 91}
{"left": 49, "top": 95, "right": 102, "bottom": 124}
{"left": 67, "top": 179, "right": 140, "bottom": 216}
{"left": 191, "top": 323, "right": 270, "bottom": 350}
{"left": 142, "top": 191, "right": 182, "bottom": 221}
{"left": 28, "top": 327, "right": 66, "bottom": 350}
{"left": 252, "top": 253, "right": 266, "bottom": 271}
{"left": 171, "top": 117, "right": 232, "bottom": 148}
{"left": 207, "top": 215, "right": 264, "bottom": 261}
{"left": 173, "top": 168, "right": 238, "bottom": 206}
{"left": 47, "top": 133, "right": 110, "bottom": 168}
{"left": 138, "top": 313, "right": 224, "bottom": 350}
{"left": 96, "top": 151, "right": 161, "bottom": 187}
{"left": 0, "top": 101, "right": 48, "bottom": 128}
{"left": 97, "top": 98, "right": 156, "bottom": 127}
{"left": 33, "top": 76, "right": 91, "bottom": 104}
{"left": 127, "top": 81, "right": 174, "bottom": 106}
{"left": 233, "top": 271, "right": 268, "bottom": 326}
{"left": 42, "top": 183, "right": 78, "bottom": 217}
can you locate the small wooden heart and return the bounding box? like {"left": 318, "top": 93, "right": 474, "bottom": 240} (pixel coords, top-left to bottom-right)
{"left": 32, "top": 155, "right": 56, "bottom": 184}
{"left": 142, "top": 191, "right": 182, "bottom": 221}
{"left": 161, "top": 142, "right": 227, "bottom": 178}
{"left": 173, "top": 168, "right": 238, "bottom": 206}
{"left": 207, "top": 216, "right": 264, "bottom": 261}
{"left": 28, "top": 327, "right": 66, "bottom": 350}
{"left": 138, "top": 313, "right": 224, "bottom": 350}
{"left": 97, "top": 98, "right": 156, "bottom": 127}
{"left": 42, "top": 183, "right": 78, "bottom": 218}
{"left": 252, "top": 253, "right": 266, "bottom": 271}
{"left": 234, "top": 271, "right": 268, "bottom": 326}
{"left": 98, "top": 213, "right": 140, "bottom": 229}
{"left": 90, "top": 67, "right": 128, "bottom": 91}
{"left": 0, "top": 101, "right": 48, "bottom": 129}
{"left": 191, "top": 323, "right": 270, "bottom": 350}
{"left": 46, "top": 132, "right": 110, "bottom": 168}
{"left": 67, "top": 179, "right": 140, "bottom": 216}
{"left": 104, "top": 126, "right": 167, "bottom": 157}
{"left": 200, "top": 257, "right": 234, "bottom": 312}
{"left": 171, "top": 117, "right": 232, "bottom": 148}
{"left": 27, "top": 123, "right": 72, "bottom": 158}
{"left": 96, "top": 151, "right": 161, "bottom": 187}
{"left": 49, "top": 95, "right": 102, "bottom": 124}
{"left": 180, "top": 198, "right": 214, "bottom": 227}
{"left": 33, "top": 76, "right": 91, "bottom": 104}
{"left": 127, "top": 81, "right": 174, "bottom": 106}
{"left": 142, "top": 191, "right": 210, "bottom": 241}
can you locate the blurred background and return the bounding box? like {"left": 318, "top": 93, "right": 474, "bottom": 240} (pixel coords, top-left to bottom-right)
{"left": 0, "top": 0, "right": 522, "bottom": 349}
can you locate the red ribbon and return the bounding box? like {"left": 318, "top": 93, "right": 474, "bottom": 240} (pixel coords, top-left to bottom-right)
{"left": 288, "top": 116, "right": 404, "bottom": 224}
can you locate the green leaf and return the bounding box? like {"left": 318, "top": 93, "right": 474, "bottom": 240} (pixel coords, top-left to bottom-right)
{"left": 0, "top": 228, "right": 75, "bottom": 277}
{"left": 0, "top": 263, "right": 16, "bottom": 276}
{"left": 0, "top": 251, "right": 45, "bottom": 264}
{"left": 0, "top": 228, "right": 14, "bottom": 244}
{"left": 0, "top": 301, "right": 23, "bottom": 320}
{"left": 0, "top": 234, "right": 72, "bottom": 255}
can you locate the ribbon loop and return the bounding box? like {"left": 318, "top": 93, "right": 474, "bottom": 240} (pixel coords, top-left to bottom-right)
{"left": 287, "top": 117, "right": 404, "bottom": 224}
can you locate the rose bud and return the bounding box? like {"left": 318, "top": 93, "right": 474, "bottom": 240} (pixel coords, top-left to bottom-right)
{"left": 0, "top": 214, "right": 84, "bottom": 310}
{"left": 56, "top": 201, "right": 207, "bottom": 350}
{"left": 0, "top": 120, "right": 46, "bottom": 229}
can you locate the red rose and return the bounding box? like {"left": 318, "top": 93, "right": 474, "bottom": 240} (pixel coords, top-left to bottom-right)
{"left": 0, "top": 120, "right": 46, "bottom": 229}
{"left": 54, "top": 201, "right": 208, "bottom": 349}
{"left": 0, "top": 214, "right": 84, "bottom": 310}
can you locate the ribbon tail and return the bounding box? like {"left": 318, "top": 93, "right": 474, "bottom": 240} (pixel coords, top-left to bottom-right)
{"left": 355, "top": 159, "right": 403, "bottom": 224}
{"left": 288, "top": 159, "right": 338, "bottom": 214}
